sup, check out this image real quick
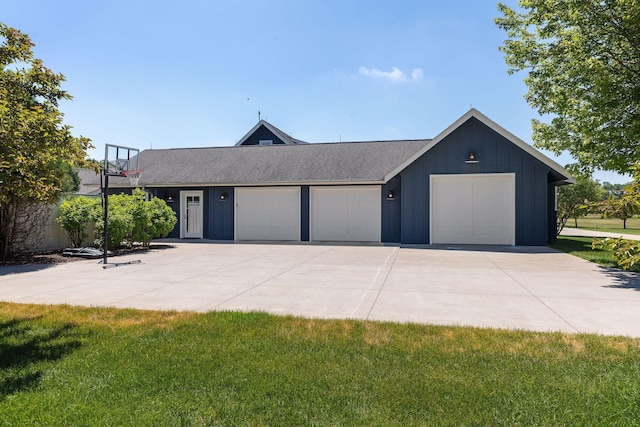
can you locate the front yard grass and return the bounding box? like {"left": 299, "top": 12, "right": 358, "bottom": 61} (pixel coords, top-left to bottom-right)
{"left": 1, "top": 303, "right": 639, "bottom": 426}
{"left": 550, "top": 236, "right": 619, "bottom": 268}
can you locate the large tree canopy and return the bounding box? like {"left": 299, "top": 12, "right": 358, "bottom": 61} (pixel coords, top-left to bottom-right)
{"left": 0, "top": 22, "right": 92, "bottom": 203}
{"left": 496, "top": 0, "right": 640, "bottom": 174}
{"left": 0, "top": 22, "right": 93, "bottom": 259}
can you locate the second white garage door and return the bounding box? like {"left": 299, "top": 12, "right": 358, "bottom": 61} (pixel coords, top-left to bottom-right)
{"left": 310, "top": 186, "right": 381, "bottom": 242}
{"left": 430, "top": 174, "right": 515, "bottom": 245}
{"left": 236, "top": 187, "right": 301, "bottom": 240}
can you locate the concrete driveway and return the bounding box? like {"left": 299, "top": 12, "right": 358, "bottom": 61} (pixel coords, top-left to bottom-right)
{"left": 1, "top": 242, "right": 640, "bottom": 338}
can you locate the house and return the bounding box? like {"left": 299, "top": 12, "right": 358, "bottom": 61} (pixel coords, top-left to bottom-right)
{"left": 88, "top": 109, "right": 573, "bottom": 246}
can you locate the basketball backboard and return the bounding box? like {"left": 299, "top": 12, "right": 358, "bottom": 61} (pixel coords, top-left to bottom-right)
{"left": 104, "top": 144, "right": 140, "bottom": 176}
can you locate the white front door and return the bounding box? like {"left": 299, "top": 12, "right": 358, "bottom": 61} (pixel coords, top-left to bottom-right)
{"left": 181, "top": 191, "right": 203, "bottom": 238}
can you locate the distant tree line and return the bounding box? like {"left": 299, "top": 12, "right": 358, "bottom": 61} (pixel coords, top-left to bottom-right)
{"left": 556, "top": 168, "right": 638, "bottom": 235}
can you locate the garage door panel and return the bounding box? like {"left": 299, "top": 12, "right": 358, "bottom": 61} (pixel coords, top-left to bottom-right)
{"left": 311, "top": 186, "right": 381, "bottom": 242}
{"left": 431, "top": 174, "right": 515, "bottom": 245}
{"left": 236, "top": 187, "right": 300, "bottom": 240}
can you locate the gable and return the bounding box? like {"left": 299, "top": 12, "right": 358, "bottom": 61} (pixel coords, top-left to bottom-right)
{"left": 426, "top": 117, "right": 559, "bottom": 177}
{"left": 238, "top": 124, "right": 288, "bottom": 146}
{"left": 235, "top": 120, "right": 307, "bottom": 146}
{"left": 385, "top": 109, "right": 573, "bottom": 185}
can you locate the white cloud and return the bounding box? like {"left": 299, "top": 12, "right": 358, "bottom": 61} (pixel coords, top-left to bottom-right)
{"left": 358, "top": 66, "right": 423, "bottom": 83}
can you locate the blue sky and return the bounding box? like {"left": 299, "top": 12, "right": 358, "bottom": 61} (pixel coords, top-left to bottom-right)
{"left": 3, "top": 0, "right": 629, "bottom": 183}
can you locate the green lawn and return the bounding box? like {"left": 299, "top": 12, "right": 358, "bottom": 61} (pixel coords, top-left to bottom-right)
{"left": 565, "top": 215, "right": 640, "bottom": 235}
{"left": 550, "top": 236, "right": 619, "bottom": 268}
{"left": 1, "top": 303, "right": 639, "bottom": 426}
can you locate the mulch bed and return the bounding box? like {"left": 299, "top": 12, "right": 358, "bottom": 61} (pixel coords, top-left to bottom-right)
{"left": 2, "top": 244, "right": 175, "bottom": 266}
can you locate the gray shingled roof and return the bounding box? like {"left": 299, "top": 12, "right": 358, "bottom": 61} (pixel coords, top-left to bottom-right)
{"left": 75, "top": 168, "right": 102, "bottom": 195}
{"left": 89, "top": 139, "right": 430, "bottom": 187}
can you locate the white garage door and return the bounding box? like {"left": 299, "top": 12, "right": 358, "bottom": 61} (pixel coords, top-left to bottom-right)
{"left": 311, "top": 186, "right": 381, "bottom": 242}
{"left": 236, "top": 187, "right": 300, "bottom": 240}
{"left": 430, "top": 174, "right": 515, "bottom": 245}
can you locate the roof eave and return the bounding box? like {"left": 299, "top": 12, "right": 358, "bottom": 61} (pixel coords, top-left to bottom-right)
{"left": 100, "top": 179, "right": 387, "bottom": 188}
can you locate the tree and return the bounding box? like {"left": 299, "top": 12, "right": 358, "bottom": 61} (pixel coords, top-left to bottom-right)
{"left": 593, "top": 162, "right": 640, "bottom": 269}
{"left": 556, "top": 174, "right": 604, "bottom": 235}
{"left": 596, "top": 162, "right": 640, "bottom": 228}
{"left": 496, "top": 1, "right": 640, "bottom": 174}
{"left": 598, "top": 196, "right": 639, "bottom": 228}
{"left": 601, "top": 181, "right": 627, "bottom": 199}
{"left": 0, "top": 23, "right": 93, "bottom": 261}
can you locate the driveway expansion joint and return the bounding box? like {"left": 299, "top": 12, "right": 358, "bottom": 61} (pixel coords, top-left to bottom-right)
{"left": 485, "top": 254, "right": 581, "bottom": 334}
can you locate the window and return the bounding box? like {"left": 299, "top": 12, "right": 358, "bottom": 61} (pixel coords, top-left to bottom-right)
{"left": 259, "top": 139, "right": 273, "bottom": 146}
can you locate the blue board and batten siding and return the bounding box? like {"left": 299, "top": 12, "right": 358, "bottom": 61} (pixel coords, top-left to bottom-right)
{"left": 151, "top": 187, "right": 234, "bottom": 240}
{"left": 147, "top": 118, "right": 561, "bottom": 245}
{"left": 208, "top": 187, "right": 234, "bottom": 240}
{"left": 239, "top": 126, "right": 287, "bottom": 145}
{"left": 397, "top": 117, "right": 557, "bottom": 245}
{"left": 301, "top": 186, "right": 310, "bottom": 241}
{"left": 381, "top": 177, "right": 401, "bottom": 243}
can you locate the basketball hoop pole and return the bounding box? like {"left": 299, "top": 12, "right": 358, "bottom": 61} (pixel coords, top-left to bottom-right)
{"left": 101, "top": 143, "right": 142, "bottom": 268}
{"left": 102, "top": 172, "right": 109, "bottom": 265}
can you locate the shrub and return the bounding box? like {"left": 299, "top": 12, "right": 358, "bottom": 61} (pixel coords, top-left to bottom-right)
{"left": 59, "top": 190, "right": 177, "bottom": 249}
{"left": 128, "top": 189, "right": 152, "bottom": 245}
{"left": 126, "top": 189, "right": 177, "bottom": 246}
{"left": 146, "top": 196, "right": 177, "bottom": 240}
{"left": 92, "top": 190, "right": 177, "bottom": 249}
{"left": 56, "top": 197, "right": 100, "bottom": 247}
{"left": 592, "top": 237, "right": 640, "bottom": 271}
{"left": 94, "top": 195, "right": 135, "bottom": 249}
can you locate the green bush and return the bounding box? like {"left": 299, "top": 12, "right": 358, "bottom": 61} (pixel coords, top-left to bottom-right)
{"left": 93, "top": 190, "right": 177, "bottom": 249}
{"left": 59, "top": 190, "right": 177, "bottom": 250}
{"left": 56, "top": 196, "right": 101, "bottom": 247}
{"left": 94, "top": 194, "right": 135, "bottom": 249}
{"left": 127, "top": 189, "right": 177, "bottom": 246}
{"left": 592, "top": 237, "right": 640, "bottom": 271}
{"left": 128, "top": 189, "right": 152, "bottom": 245}
{"left": 146, "top": 196, "right": 177, "bottom": 240}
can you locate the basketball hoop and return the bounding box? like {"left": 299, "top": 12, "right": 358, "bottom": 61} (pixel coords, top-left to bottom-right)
{"left": 122, "top": 169, "right": 143, "bottom": 187}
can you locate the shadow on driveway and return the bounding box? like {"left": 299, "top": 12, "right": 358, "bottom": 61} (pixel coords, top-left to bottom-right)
{"left": 401, "top": 244, "right": 560, "bottom": 254}
{"left": 0, "top": 264, "right": 56, "bottom": 277}
{"left": 600, "top": 266, "right": 640, "bottom": 291}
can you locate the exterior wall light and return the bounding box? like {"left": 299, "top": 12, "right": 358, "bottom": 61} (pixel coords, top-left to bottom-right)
{"left": 166, "top": 195, "right": 174, "bottom": 203}
{"left": 219, "top": 192, "right": 228, "bottom": 201}
{"left": 387, "top": 190, "right": 395, "bottom": 200}
{"left": 465, "top": 152, "right": 479, "bottom": 164}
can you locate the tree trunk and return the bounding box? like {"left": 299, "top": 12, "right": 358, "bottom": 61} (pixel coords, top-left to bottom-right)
{"left": 574, "top": 217, "right": 578, "bottom": 227}
{"left": 624, "top": 218, "right": 627, "bottom": 229}
{"left": 0, "top": 202, "right": 18, "bottom": 263}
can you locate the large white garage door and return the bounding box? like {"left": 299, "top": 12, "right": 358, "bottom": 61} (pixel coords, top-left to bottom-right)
{"left": 311, "top": 186, "right": 381, "bottom": 242}
{"left": 430, "top": 174, "right": 515, "bottom": 245}
{"left": 236, "top": 187, "right": 300, "bottom": 240}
